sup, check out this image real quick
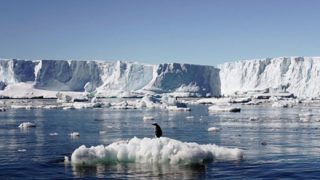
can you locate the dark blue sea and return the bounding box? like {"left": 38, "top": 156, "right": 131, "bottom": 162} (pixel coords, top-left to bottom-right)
{"left": 1, "top": 101, "right": 320, "bottom": 179}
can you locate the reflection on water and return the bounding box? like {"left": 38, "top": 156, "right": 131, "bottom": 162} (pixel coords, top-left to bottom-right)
{"left": 1, "top": 100, "right": 320, "bottom": 179}
{"left": 72, "top": 163, "right": 207, "bottom": 179}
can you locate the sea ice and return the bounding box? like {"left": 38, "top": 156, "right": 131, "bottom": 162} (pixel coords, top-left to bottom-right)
{"left": 70, "top": 137, "right": 243, "bottom": 166}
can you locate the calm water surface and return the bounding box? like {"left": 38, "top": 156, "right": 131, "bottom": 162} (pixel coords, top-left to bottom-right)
{"left": 1, "top": 101, "right": 320, "bottom": 179}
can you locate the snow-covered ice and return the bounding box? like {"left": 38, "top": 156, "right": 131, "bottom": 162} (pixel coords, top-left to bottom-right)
{"left": 70, "top": 137, "right": 243, "bottom": 166}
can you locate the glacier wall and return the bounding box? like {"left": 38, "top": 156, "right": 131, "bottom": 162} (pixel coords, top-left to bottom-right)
{"left": 1, "top": 57, "right": 319, "bottom": 98}
{"left": 218, "top": 57, "right": 320, "bottom": 98}
{"left": 0, "top": 59, "right": 220, "bottom": 97}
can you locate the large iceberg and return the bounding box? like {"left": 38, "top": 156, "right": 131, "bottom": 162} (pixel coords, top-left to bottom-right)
{"left": 0, "top": 56, "right": 320, "bottom": 98}
{"left": 0, "top": 59, "right": 220, "bottom": 98}
{"left": 218, "top": 57, "right": 320, "bottom": 98}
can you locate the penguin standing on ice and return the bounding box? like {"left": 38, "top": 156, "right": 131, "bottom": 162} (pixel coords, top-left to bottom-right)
{"left": 152, "top": 123, "right": 162, "bottom": 138}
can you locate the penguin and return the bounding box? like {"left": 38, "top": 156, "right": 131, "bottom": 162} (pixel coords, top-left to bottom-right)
{"left": 152, "top": 123, "right": 162, "bottom": 138}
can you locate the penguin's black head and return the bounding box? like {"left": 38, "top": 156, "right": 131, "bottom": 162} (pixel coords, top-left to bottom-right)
{"left": 152, "top": 123, "right": 158, "bottom": 126}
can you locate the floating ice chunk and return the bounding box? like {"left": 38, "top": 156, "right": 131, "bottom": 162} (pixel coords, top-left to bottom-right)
{"left": 208, "top": 106, "right": 241, "bottom": 113}
{"left": 271, "top": 101, "right": 294, "bottom": 108}
{"left": 299, "top": 112, "right": 313, "bottom": 122}
{"left": 166, "top": 106, "right": 191, "bottom": 111}
{"left": 229, "top": 97, "right": 251, "bottom": 104}
{"left": 71, "top": 102, "right": 103, "bottom": 109}
{"left": 56, "top": 92, "right": 73, "bottom": 103}
{"left": 70, "top": 132, "right": 80, "bottom": 138}
{"left": 196, "top": 98, "right": 231, "bottom": 105}
{"left": 18, "top": 122, "right": 36, "bottom": 128}
{"left": 17, "top": 149, "right": 27, "bottom": 152}
{"left": 111, "top": 101, "right": 136, "bottom": 109}
{"left": 137, "top": 95, "right": 161, "bottom": 108}
{"left": 49, "top": 132, "right": 59, "bottom": 136}
{"left": 62, "top": 106, "right": 74, "bottom": 110}
{"left": 99, "top": 131, "right": 107, "bottom": 135}
{"left": 249, "top": 117, "right": 259, "bottom": 121}
{"left": 186, "top": 116, "right": 194, "bottom": 119}
{"left": 208, "top": 127, "right": 220, "bottom": 132}
{"left": 143, "top": 116, "right": 154, "bottom": 121}
{"left": 299, "top": 112, "right": 313, "bottom": 117}
{"left": 64, "top": 156, "right": 70, "bottom": 164}
{"left": 71, "top": 137, "right": 243, "bottom": 166}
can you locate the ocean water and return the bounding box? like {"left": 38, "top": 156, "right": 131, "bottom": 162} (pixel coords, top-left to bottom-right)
{"left": 1, "top": 101, "right": 320, "bottom": 179}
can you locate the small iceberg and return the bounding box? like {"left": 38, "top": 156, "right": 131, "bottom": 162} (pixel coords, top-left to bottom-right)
{"left": 18, "top": 122, "right": 36, "bottom": 128}
{"left": 143, "top": 116, "right": 154, "bottom": 121}
{"left": 186, "top": 116, "right": 194, "bottom": 119}
{"left": 208, "top": 127, "right": 220, "bottom": 132}
{"left": 70, "top": 132, "right": 80, "bottom": 138}
{"left": 208, "top": 106, "right": 241, "bottom": 113}
{"left": 70, "top": 137, "right": 243, "bottom": 166}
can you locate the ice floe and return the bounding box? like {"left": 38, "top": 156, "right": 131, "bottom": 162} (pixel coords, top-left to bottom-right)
{"left": 70, "top": 137, "right": 243, "bottom": 166}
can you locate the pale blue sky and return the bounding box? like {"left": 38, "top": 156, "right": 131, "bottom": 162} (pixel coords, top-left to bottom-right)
{"left": 0, "top": 0, "right": 319, "bottom": 65}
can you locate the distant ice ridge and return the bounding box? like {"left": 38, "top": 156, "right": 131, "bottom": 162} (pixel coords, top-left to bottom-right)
{"left": 71, "top": 137, "right": 243, "bottom": 166}
{"left": 218, "top": 56, "right": 320, "bottom": 98}
{"left": 1, "top": 56, "right": 320, "bottom": 98}
{"left": 0, "top": 59, "right": 220, "bottom": 98}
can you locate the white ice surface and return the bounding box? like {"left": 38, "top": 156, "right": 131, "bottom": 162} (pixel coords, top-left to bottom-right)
{"left": 71, "top": 137, "right": 243, "bottom": 166}
{"left": 219, "top": 56, "right": 320, "bottom": 98}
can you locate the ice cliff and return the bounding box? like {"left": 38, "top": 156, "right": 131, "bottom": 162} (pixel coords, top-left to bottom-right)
{"left": 0, "top": 57, "right": 319, "bottom": 98}
{"left": 0, "top": 59, "right": 220, "bottom": 98}
{"left": 218, "top": 57, "right": 320, "bottom": 98}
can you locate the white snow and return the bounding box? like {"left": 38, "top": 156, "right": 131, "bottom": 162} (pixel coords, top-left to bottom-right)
{"left": 70, "top": 137, "right": 243, "bottom": 166}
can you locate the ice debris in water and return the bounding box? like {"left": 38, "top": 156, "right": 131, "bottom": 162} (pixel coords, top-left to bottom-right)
{"left": 208, "top": 127, "right": 220, "bottom": 132}
{"left": 18, "top": 122, "right": 36, "bottom": 128}
{"left": 71, "top": 137, "right": 243, "bottom": 166}
{"left": 143, "top": 116, "right": 154, "bottom": 121}
{"left": 208, "top": 106, "right": 241, "bottom": 112}
{"left": 49, "top": 132, "right": 59, "bottom": 136}
{"left": 70, "top": 132, "right": 80, "bottom": 138}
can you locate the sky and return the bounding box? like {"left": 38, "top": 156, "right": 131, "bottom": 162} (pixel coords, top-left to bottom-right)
{"left": 0, "top": 0, "right": 319, "bottom": 65}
